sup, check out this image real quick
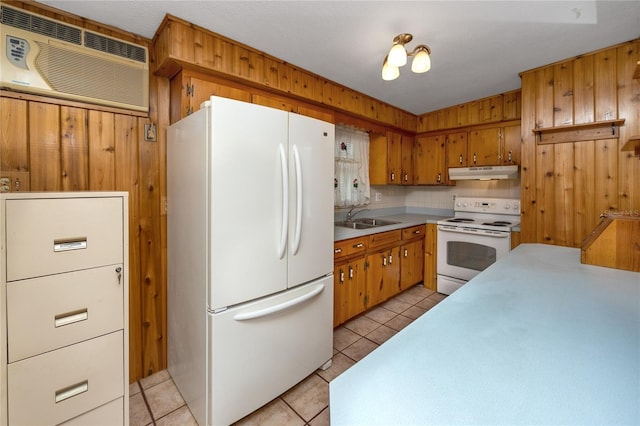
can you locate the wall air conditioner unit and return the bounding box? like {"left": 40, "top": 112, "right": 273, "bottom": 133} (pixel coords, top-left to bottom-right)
{"left": 0, "top": 4, "right": 149, "bottom": 112}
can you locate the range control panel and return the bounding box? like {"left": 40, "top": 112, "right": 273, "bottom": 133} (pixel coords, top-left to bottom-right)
{"left": 454, "top": 197, "right": 520, "bottom": 214}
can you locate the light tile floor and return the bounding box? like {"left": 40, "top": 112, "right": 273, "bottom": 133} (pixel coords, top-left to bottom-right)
{"left": 130, "top": 284, "right": 447, "bottom": 426}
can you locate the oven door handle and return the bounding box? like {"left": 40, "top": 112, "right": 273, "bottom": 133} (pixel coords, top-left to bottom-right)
{"left": 437, "top": 225, "right": 510, "bottom": 238}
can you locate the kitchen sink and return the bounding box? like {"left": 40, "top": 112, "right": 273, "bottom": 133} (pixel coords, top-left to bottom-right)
{"left": 335, "top": 218, "right": 400, "bottom": 229}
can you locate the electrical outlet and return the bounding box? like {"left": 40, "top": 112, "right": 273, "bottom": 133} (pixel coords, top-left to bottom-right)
{"left": 375, "top": 192, "right": 382, "bottom": 202}
{"left": 0, "top": 171, "right": 30, "bottom": 192}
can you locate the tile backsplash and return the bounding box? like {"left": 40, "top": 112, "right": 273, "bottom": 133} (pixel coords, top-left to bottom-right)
{"left": 367, "top": 180, "right": 521, "bottom": 211}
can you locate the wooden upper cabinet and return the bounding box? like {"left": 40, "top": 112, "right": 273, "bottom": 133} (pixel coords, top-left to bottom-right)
{"left": 387, "top": 131, "right": 402, "bottom": 184}
{"left": 501, "top": 124, "right": 521, "bottom": 165}
{"left": 414, "top": 134, "right": 448, "bottom": 185}
{"left": 445, "top": 132, "right": 469, "bottom": 168}
{"left": 468, "top": 127, "right": 501, "bottom": 166}
{"left": 369, "top": 131, "right": 413, "bottom": 185}
{"left": 400, "top": 134, "right": 414, "bottom": 185}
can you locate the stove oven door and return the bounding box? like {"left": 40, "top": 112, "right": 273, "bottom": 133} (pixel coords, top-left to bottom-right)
{"left": 436, "top": 225, "right": 511, "bottom": 282}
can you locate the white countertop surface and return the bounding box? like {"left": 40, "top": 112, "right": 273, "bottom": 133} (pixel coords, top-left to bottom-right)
{"left": 330, "top": 243, "right": 640, "bottom": 425}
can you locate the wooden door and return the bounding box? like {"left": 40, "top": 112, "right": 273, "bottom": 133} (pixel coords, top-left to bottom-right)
{"left": 502, "top": 124, "right": 521, "bottom": 165}
{"left": 366, "top": 247, "right": 400, "bottom": 306}
{"left": 414, "top": 134, "right": 447, "bottom": 185}
{"left": 468, "top": 127, "right": 501, "bottom": 166}
{"left": 446, "top": 132, "right": 469, "bottom": 168}
{"left": 423, "top": 224, "right": 438, "bottom": 291}
{"left": 333, "top": 261, "right": 349, "bottom": 326}
{"left": 400, "top": 134, "right": 414, "bottom": 185}
{"left": 400, "top": 239, "right": 425, "bottom": 291}
{"left": 346, "top": 257, "right": 367, "bottom": 321}
{"left": 387, "top": 131, "right": 402, "bottom": 184}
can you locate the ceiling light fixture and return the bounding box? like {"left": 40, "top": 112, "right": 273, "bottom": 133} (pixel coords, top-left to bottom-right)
{"left": 382, "top": 33, "right": 432, "bottom": 81}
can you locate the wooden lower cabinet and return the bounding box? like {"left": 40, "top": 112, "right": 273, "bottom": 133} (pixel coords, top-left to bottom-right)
{"left": 423, "top": 223, "right": 438, "bottom": 291}
{"left": 366, "top": 246, "right": 401, "bottom": 307}
{"left": 333, "top": 224, "right": 427, "bottom": 327}
{"left": 333, "top": 257, "right": 367, "bottom": 327}
{"left": 400, "top": 239, "right": 424, "bottom": 291}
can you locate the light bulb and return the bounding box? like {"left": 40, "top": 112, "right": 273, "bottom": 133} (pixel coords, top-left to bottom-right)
{"left": 411, "top": 48, "right": 431, "bottom": 73}
{"left": 387, "top": 44, "right": 407, "bottom": 67}
{"left": 382, "top": 61, "right": 400, "bottom": 81}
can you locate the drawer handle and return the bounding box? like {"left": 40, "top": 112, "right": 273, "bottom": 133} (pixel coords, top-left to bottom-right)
{"left": 353, "top": 243, "right": 364, "bottom": 249}
{"left": 54, "top": 309, "right": 88, "bottom": 328}
{"left": 55, "top": 380, "right": 88, "bottom": 403}
{"left": 334, "top": 248, "right": 343, "bottom": 254}
{"left": 53, "top": 237, "right": 87, "bottom": 252}
{"left": 413, "top": 230, "right": 421, "bottom": 234}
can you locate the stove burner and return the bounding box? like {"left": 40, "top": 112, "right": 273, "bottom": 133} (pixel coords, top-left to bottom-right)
{"left": 482, "top": 221, "right": 512, "bottom": 226}
{"left": 447, "top": 218, "right": 474, "bottom": 223}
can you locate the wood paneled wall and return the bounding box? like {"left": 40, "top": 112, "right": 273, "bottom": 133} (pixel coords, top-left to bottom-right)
{"left": 153, "top": 15, "right": 417, "bottom": 132}
{"left": 520, "top": 39, "right": 640, "bottom": 246}
{"left": 1, "top": 1, "right": 166, "bottom": 382}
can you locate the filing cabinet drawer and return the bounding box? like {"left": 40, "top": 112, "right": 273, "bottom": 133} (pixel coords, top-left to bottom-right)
{"left": 61, "top": 397, "right": 124, "bottom": 425}
{"left": 6, "top": 265, "right": 124, "bottom": 362}
{"left": 7, "top": 331, "right": 124, "bottom": 426}
{"left": 5, "top": 197, "right": 124, "bottom": 281}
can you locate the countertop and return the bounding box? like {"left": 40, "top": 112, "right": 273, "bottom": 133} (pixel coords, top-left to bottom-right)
{"left": 330, "top": 243, "right": 640, "bottom": 425}
{"left": 334, "top": 209, "right": 451, "bottom": 242}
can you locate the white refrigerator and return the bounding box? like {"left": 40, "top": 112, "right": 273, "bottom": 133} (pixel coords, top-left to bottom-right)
{"left": 167, "top": 96, "right": 334, "bottom": 425}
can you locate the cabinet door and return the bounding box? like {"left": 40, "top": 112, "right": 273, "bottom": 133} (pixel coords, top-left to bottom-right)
{"left": 400, "top": 239, "right": 424, "bottom": 291}
{"left": 468, "top": 127, "right": 501, "bottom": 166}
{"left": 333, "top": 257, "right": 366, "bottom": 327}
{"left": 502, "top": 124, "right": 521, "bottom": 165}
{"left": 446, "top": 132, "right": 468, "bottom": 168}
{"left": 423, "top": 224, "right": 438, "bottom": 291}
{"left": 400, "top": 134, "right": 414, "bottom": 185}
{"left": 366, "top": 247, "right": 400, "bottom": 306}
{"left": 387, "top": 131, "right": 402, "bottom": 184}
{"left": 414, "top": 135, "right": 447, "bottom": 185}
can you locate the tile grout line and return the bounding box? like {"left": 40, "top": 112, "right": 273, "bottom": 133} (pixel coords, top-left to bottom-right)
{"left": 137, "top": 380, "right": 158, "bottom": 426}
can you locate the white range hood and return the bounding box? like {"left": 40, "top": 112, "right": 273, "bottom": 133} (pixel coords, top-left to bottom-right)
{"left": 449, "top": 165, "right": 519, "bottom": 181}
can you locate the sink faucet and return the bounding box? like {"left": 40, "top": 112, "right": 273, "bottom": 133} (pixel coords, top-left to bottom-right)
{"left": 346, "top": 206, "right": 370, "bottom": 221}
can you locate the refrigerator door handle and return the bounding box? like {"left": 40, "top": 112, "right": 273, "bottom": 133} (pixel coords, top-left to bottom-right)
{"left": 233, "top": 283, "right": 324, "bottom": 321}
{"left": 278, "top": 144, "right": 289, "bottom": 259}
{"left": 291, "top": 144, "right": 303, "bottom": 255}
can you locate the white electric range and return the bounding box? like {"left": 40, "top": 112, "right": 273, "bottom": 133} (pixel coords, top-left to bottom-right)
{"left": 436, "top": 197, "right": 520, "bottom": 295}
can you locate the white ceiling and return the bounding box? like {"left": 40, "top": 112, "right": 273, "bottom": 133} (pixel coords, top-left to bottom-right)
{"left": 37, "top": 1, "right": 640, "bottom": 115}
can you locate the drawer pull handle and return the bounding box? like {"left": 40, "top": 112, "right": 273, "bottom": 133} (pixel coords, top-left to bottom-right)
{"left": 54, "top": 309, "right": 88, "bottom": 328}
{"left": 55, "top": 380, "right": 88, "bottom": 403}
{"left": 353, "top": 243, "right": 364, "bottom": 249}
{"left": 413, "top": 230, "right": 421, "bottom": 234}
{"left": 334, "top": 248, "right": 342, "bottom": 254}
{"left": 53, "top": 237, "right": 87, "bottom": 252}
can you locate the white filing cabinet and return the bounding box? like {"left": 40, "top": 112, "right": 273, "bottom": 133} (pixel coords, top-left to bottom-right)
{"left": 0, "top": 192, "right": 129, "bottom": 425}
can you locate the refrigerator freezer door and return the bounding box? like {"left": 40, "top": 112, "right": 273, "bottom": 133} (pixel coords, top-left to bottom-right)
{"left": 208, "top": 98, "right": 290, "bottom": 310}
{"left": 207, "top": 276, "right": 333, "bottom": 425}
{"left": 287, "top": 113, "right": 335, "bottom": 287}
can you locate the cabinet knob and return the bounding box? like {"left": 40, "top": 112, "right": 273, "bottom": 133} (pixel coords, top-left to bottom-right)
{"left": 404, "top": 249, "right": 408, "bottom": 257}
{"left": 508, "top": 150, "right": 513, "bottom": 162}
{"left": 390, "top": 172, "right": 395, "bottom": 182}
{"left": 473, "top": 153, "right": 477, "bottom": 164}
{"left": 349, "top": 266, "right": 354, "bottom": 279}
{"left": 437, "top": 173, "right": 441, "bottom": 183}
{"left": 339, "top": 269, "right": 345, "bottom": 283}
{"left": 459, "top": 154, "right": 463, "bottom": 165}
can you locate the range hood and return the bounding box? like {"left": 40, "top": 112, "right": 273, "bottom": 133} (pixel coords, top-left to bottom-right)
{"left": 449, "top": 165, "right": 519, "bottom": 181}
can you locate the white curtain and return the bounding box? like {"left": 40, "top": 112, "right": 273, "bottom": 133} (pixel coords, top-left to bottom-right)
{"left": 334, "top": 125, "right": 370, "bottom": 207}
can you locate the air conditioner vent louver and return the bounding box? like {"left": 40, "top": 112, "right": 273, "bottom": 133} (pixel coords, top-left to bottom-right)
{"left": 85, "top": 32, "right": 146, "bottom": 63}
{"left": 1, "top": 5, "right": 81, "bottom": 45}
{"left": 1, "top": 3, "right": 149, "bottom": 112}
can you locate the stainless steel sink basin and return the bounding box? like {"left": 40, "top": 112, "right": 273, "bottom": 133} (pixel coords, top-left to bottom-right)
{"left": 335, "top": 218, "right": 400, "bottom": 229}
{"left": 354, "top": 218, "right": 400, "bottom": 226}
